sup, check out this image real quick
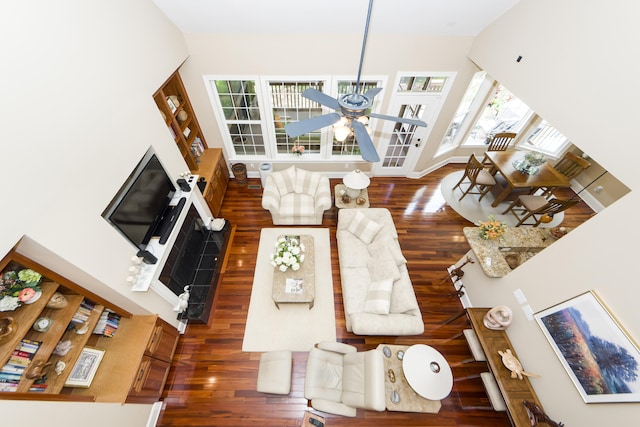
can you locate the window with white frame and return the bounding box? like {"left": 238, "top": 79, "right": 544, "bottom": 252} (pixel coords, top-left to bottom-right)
{"left": 463, "top": 82, "right": 533, "bottom": 146}
{"left": 437, "top": 71, "right": 487, "bottom": 153}
{"left": 206, "top": 76, "right": 383, "bottom": 160}
{"left": 524, "top": 119, "right": 571, "bottom": 156}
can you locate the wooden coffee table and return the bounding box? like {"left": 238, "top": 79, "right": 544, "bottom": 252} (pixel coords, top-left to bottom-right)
{"left": 272, "top": 235, "right": 315, "bottom": 309}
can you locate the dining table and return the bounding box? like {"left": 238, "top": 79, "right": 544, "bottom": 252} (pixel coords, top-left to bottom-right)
{"left": 484, "top": 151, "right": 571, "bottom": 207}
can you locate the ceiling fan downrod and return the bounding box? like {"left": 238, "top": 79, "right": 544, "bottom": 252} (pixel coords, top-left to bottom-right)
{"left": 354, "top": 0, "right": 374, "bottom": 96}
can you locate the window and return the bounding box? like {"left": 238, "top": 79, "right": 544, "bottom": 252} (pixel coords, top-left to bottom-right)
{"left": 213, "top": 80, "right": 265, "bottom": 156}
{"left": 438, "top": 72, "right": 487, "bottom": 153}
{"left": 463, "top": 83, "right": 533, "bottom": 146}
{"left": 524, "top": 120, "right": 571, "bottom": 156}
{"left": 205, "top": 76, "right": 384, "bottom": 160}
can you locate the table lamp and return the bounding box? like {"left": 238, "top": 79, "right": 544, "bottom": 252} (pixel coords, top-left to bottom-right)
{"left": 342, "top": 169, "right": 370, "bottom": 198}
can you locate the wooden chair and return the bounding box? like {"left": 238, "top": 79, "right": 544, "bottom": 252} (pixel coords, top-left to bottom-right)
{"left": 540, "top": 151, "right": 591, "bottom": 197}
{"left": 554, "top": 151, "right": 591, "bottom": 179}
{"left": 502, "top": 195, "right": 578, "bottom": 227}
{"left": 482, "top": 132, "right": 517, "bottom": 166}
{"left": 453, "top": 154, "right": 496, "bottom": 201}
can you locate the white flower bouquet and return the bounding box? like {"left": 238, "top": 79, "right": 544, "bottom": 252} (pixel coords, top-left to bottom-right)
{"left": 270, "top": 236, "right": 305, "bottom": 272}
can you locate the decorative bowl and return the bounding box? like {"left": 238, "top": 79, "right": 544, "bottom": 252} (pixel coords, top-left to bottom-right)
{"left": 356, "top": 197, "right": 366, "bottom": 205}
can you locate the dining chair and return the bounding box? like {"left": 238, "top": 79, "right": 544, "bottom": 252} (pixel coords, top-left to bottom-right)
{"left": 453, "top": 154, "right": 496, "bottom": 201}
{"left": 482, "top": 132, "right": 517, "bottom": 166}
{"left": 502, "top": 195, "right": 578, "bottom": 227}
{"left": 540, "top": 151, "right": 591, "bottom": 197}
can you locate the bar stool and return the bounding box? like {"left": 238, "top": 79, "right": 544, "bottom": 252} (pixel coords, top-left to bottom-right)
{"left": 462, "top": 328, "right": 486, "bottom": 363}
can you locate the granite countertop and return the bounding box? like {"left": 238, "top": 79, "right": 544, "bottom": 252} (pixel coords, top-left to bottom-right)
{"left": 463, "top": 227, "right": 568, "bottom": 277}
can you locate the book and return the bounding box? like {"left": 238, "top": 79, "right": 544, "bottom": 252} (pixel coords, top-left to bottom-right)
{"left": 285, "top": 278, "right": 303, "bottom": 294}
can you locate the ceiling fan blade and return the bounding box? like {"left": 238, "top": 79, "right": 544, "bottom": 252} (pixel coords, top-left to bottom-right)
{"left": 285, "top": 112, "right": 341, "bottom": 138}
{"left": 301, "top": 88, "right": 340, "bottom": 110}
{"left": 352, "top": 120, "right": 380, "bottom": 163}
{"left": 364, "top": 87, "right": 383, "bottom": 99}
{"left": 369, "top": 113, "right": 427, "bottom": 127}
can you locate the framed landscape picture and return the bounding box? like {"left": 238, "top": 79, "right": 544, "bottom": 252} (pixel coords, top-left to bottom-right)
{"left": 65, "top": 347, "right": 105, "bottom": 388}
{"left": 535, "top": 291, "right": 640, "bottom": 403}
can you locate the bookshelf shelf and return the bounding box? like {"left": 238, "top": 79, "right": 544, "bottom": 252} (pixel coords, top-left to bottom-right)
{"left": 0, "top": 249, "right": 179, "bottom": 403}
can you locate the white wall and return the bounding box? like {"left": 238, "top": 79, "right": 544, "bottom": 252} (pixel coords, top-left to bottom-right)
{"left": 467, "top": 1, "right": 640, "bottom": 425}
{"left": 178, "top": 32, "right": 478, "bottom": 173}
{"left": 1, "top": 0, "right": 189, "bottom": 420}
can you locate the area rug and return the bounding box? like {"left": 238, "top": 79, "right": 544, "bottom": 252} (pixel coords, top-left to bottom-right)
{"left": 242, "top": 227, "right": 336, "bottom": 352}
{"left": 440, "top": 171, "right": 564, "bottom": 228}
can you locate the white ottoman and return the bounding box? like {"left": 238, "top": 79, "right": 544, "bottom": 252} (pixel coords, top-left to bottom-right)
{"left": 256, "top": 350, "right": 292, "bottom": 395}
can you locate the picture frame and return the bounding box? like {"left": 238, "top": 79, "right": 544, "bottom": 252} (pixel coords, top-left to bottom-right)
{"left": 535, "top": 291, "right": 640, "bottom": 403}
{"left": 64, "top": 347, "right": 105, "bottom": 388}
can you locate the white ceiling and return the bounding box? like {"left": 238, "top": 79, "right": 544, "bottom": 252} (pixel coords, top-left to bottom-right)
{"left": 153, "top": 0, "right": 520, "bottom": 36}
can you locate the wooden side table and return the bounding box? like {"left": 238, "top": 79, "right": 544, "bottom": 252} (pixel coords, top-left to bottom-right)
{"left": 334, "top": 184, "right": 370, "bottom": 209}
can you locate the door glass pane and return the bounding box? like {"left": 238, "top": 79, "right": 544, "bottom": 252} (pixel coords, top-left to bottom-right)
{"left": 382, "top": 104, "right": 425, "bottom": 168}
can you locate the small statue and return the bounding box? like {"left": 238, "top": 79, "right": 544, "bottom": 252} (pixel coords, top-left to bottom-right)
{"left": 484, "top": 305, "right": 513, "bottom": 330}
{"left": 523, "top": 400, "right": 564, "bottom": 427}
{"left": 174, "top": 285, "right": 191, "bottom": 313}
{"left": 53, "top": 339, "right": 73, "bottom": 356}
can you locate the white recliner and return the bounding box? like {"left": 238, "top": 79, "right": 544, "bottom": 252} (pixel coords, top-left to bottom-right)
{"left": 304, "top": 341, "right": 386, "bottom": 417}
{"left": 261, "top": 166, "right": 331, "bottom": 225}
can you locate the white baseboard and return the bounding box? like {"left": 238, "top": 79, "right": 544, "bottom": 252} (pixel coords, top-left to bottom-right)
{"left": 146, "top": 401, "right": 164, "bottom": 427}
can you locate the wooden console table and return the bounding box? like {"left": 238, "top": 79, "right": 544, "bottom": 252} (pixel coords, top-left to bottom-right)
{"left": 467, "top": 308, "right": 545, "bottom": 427}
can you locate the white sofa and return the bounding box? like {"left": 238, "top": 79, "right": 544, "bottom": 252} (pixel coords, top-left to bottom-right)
{"left": 336, "top": 208, "right": 424, "bottom": 336}
{"left": 261, "top": 166, "right": 331, "bottom": 225}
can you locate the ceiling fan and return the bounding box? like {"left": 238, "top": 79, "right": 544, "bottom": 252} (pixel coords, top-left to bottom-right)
{"left": 284, "top": 0, "right": 427, "bottom": 163}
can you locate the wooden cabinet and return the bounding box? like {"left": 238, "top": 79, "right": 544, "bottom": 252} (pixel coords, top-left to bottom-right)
{"left": 0, "top": 250, "right": 179, "bottom": 403}
{"left": 198, "top": 148, "right": 229, "bottom": 217}
{"left": 126, "top": 318, "right": 178, "bottom": 403}
{"left": 154, "top": 71, "right": 208, "bottom": 171}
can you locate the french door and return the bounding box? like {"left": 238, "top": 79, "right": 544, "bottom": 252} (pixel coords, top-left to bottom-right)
{"left": 373, "top": 72, "right": 454, "bottom": 176}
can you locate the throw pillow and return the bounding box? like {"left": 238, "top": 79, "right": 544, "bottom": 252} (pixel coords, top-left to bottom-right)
{"left": 367, "top": 253, "right": 401, "bottom": 282}
{"left": 347, "top": 211, "right": 383, "bottom": 244}
{"left": 272, "top": 166, "right": 296, "bottom": 195}
{"left": 294, "top": 168, "right": 320, "bottom": 195}
{"left": 367, "top": 238, "right": 407, "bottom": 266}
{"left": 364, "top": 278, "right": 394, "bottom": 314}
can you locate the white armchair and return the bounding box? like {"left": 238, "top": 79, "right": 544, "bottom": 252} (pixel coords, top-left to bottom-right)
{"left": 304, "top": 341, "right": 386, "bottom": 417}
{"left": 261, "top": 166, "right": 331, "bottom": 225}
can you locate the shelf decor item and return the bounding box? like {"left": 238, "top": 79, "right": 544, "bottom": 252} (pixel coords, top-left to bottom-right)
{"left": 270, "top": 236, "right": 305, "bottom": 272}
{"left": 535, "top": 291, "right": 640, "bottom": 403}
{"left": 65, "top": 347, "right": 105, "bottom": 388}
{"left": 0, "top": 268, "right": 43, "bottom": 311}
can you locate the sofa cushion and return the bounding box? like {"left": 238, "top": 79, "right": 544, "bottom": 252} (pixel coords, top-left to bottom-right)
{"left": 363, "top": 278, "right": 393, "bottom": 314}
{"left": 367, "top": 253, "right": 401, "bottom": 282}
{"left": 337, "top": 230, "right": 369, "bottom": 268}
{"left": 389, "top": 265, "right": 420, "bottom": 314}
{"left": 367, "top": 238, "right": 406, "bottom": 266}
{"left": 279, "top": 193, "right": 316, "bottom": 218}
{"left": 294, "top": 168, "right": 320, "bottom": 196}
{"left": 347, "top": 211, "right": 383, "bottom": 244}
{"left": 272, "top": 166, "right": 297, "bottom": 195}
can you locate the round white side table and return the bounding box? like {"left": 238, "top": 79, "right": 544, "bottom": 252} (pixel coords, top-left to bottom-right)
{"left": 402, "top": 344, "right": 453, "bottom": 400}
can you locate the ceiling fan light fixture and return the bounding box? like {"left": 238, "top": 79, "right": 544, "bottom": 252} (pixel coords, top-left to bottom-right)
{"left": 334, "top": 124, "right": 351, "bottom": 142}
{"left": 356, "top": 116, "right": 369, "bottom": 126}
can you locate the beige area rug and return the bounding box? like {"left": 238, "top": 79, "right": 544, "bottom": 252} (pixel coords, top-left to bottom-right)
{"left": 440, "top": 170, "right": 564, "bottom": 228}
{"left": 377, "top": 344, "right": 442, "bottom": 414}
{"left": 242, "top": 228, "right": 336, "bottom": 352}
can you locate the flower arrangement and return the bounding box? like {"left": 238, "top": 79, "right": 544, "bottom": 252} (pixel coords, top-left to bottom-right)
{"left": 0, "top": 268, "right": 43, "bottom": 311}
{"left": 524, "top": 151, "right": 547, "bottom": 166}
{"left": 270, "top": 236, "right": 305, "bottom": 272}
{"left": 478, "top": 215, "right": 508, "bottom": 240}
{"left": 291, "top": 145, "right": 305, "bottom": 156}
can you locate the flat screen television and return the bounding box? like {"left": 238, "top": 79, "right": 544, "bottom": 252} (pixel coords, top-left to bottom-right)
{"left": 102, "top": 148, "right": 176, "bottom": 249}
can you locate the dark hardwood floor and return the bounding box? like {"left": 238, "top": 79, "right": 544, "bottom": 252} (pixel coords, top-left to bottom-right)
{"left": 157, "top": 164, "right": 595, "bottom": 427}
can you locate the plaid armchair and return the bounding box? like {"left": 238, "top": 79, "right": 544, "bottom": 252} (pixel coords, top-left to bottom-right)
{"left": 261, "top": 166, "right": 331, "bottom": 225}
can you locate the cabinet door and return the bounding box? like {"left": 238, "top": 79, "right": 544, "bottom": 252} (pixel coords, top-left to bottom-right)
{"left": 128, "top": 355, "right": 171, "bottom": 401}
{"left": 146, "top": 319, "right": 179, "bottom": 362}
